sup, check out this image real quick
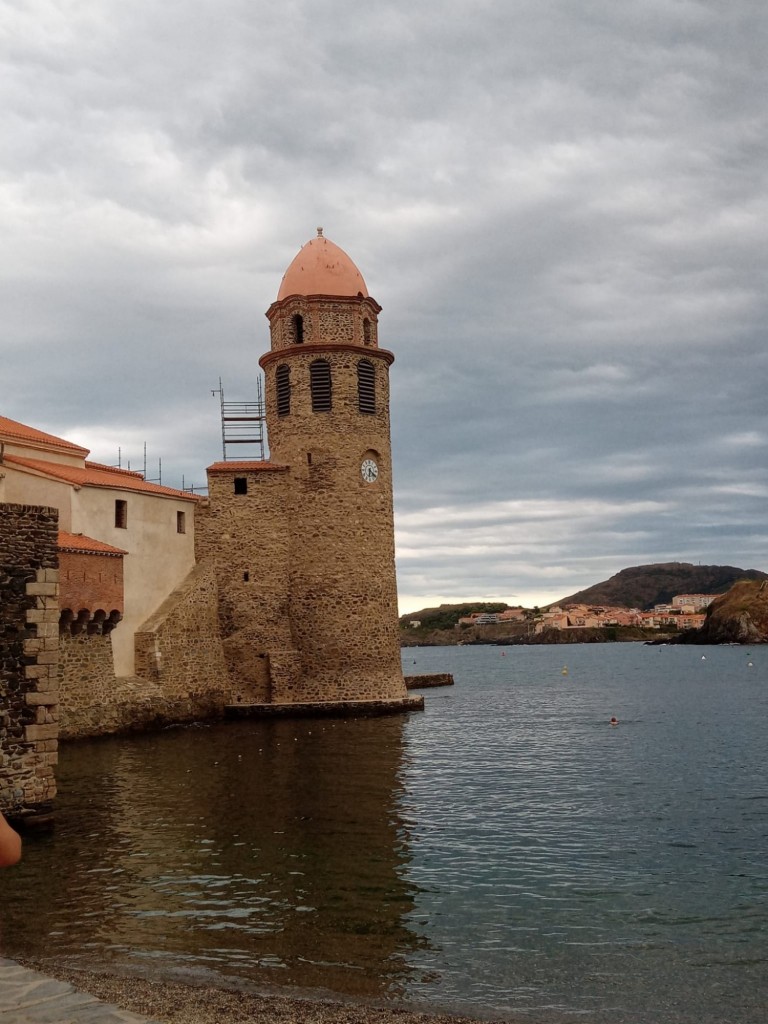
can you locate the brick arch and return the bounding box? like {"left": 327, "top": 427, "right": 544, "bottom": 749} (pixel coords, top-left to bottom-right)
{"left": 59, "top": 607, "right": 122, "bottom": 636}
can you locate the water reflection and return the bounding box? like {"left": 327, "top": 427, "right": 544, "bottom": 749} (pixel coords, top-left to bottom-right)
{"left": 7, "top": 646, "right": 768, "bottom": 1021}
{"left": 1, "top": 714, "right": 427, "bottom": 1000}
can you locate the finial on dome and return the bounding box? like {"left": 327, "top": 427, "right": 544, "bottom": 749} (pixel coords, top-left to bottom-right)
{"left": 317, "top": 226, "right": 324, "bottom": 237}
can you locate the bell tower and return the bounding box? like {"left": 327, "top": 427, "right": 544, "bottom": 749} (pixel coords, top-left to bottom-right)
{"left": 259, "top": 229, "right": 409, "bottom": 703}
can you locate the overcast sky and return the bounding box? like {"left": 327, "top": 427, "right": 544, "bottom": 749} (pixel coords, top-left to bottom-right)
{"left": 3, "top": 0, "right": 767, "bottom": 612}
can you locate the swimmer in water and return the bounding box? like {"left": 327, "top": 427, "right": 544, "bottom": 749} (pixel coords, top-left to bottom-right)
{"left": 609, "top": 716, "right": 619, "bottom": 726}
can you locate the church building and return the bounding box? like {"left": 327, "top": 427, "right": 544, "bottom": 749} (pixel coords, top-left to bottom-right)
{"left": 1, "top": 230, "right": 420, "bottom": 765}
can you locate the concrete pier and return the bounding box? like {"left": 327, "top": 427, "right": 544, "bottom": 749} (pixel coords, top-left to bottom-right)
{"left": 0, "top": 959, "right": 160, "bottom": 1024}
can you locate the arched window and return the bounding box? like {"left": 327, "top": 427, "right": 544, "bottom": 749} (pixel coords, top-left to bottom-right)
{"left": 357, "top": 359, "right": 376, "bottom": 414}
{"left": 292, "top": 314, "right": 304, "bottom": 344}
{"left": 310, "top": 359, "right": 332, "bottom": 411}
{"left": 276, "top": 364, "right": 291, "bottom": 416}
{"left": 363, "top": 318, "right": 372, "bottom": 345}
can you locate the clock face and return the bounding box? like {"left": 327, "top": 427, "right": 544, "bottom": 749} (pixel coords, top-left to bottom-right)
{"left": 361, "top": 458, "right": 379, "bottom": 483}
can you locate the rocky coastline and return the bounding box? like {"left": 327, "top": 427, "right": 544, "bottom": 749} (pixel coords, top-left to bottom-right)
{"left": 676, "top": 579, "right": 768, "bottom": 645}
{"left": 402, "top": 626, "right": 672, "bottom": 647}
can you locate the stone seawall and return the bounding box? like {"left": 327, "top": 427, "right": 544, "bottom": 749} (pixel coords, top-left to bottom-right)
{"left": 226, "top": 695, "right": 424, "bottom": 718}
{"left": 0, "top": 502, "right": 59, "bottom": 818}
{"left": 59, "top": 671, "right": 228, "bottom": 738}
{"left": 59, "top": 562, "right": 231, "bottom": 739}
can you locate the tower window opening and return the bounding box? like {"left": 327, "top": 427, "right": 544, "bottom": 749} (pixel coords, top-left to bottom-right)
{"left": 276, "top": 364, "right": 291, "bottom": 416}
{"left": 243, "top": 571, "right": 250, "bottom": 582}
{"left": 307, "top": 452, "right": 312, "bottom": 465}
{"left": 363, "top": 318, "right": 372, "bottom": 345}
{"left": 358, "top": 359, "right": 376, "bottom": 414}
{"left": 234, "top": 477, "right": 248, "bottom": 495}
{"left": 310, "top": 359, "right": 332, "bottom": 411}
{"left": 115, "top": 499, "right": 127, "bottom": 529}
{"left": 293, "top": 313, "right": 304, "bottom": 344}
{"left": 176, "top": 511, "right": 186, "bottom": 534}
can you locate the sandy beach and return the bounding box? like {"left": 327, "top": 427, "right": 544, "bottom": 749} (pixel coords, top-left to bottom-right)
{"left": 24, "top": 962, "right": 510, "bottom": 1024}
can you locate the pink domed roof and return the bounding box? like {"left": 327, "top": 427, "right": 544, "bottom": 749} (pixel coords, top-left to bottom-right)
{"left": 277, "top": 230, "right": 368, "bottom": 300}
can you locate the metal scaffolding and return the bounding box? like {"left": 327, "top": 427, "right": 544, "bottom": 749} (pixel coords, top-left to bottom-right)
{"left": 212, "top": 377, "right": 266, "bottom": 461}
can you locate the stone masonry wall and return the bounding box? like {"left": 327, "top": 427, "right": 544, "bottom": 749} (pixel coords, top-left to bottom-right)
{"left": 268, "top": 295, "right": 380, "bottom": 351}
{"left": 134, "top": 561, "right": 229, "bottom": 703}
{"left": 259, "top": 294, "right": 406, "bottom": 704}
{"left": 59, "top": 563, "right": 230, "bottom": 738}
{"left": 0, "top": 502, "right": 59, "bottom": 817}
{"left": 58, "top": 633, "right": 117, "bottom": 736}
{"left": 195, "top": 467, "right": 301, "bottom": 700}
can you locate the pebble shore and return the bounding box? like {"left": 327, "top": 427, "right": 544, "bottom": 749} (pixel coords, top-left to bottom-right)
{"left": 24, "top": 963, "right": 510, "bottom": 1024}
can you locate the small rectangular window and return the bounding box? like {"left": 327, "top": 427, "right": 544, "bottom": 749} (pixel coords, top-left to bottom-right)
{"left": 234, "top": 477, "right": 248, "bottom": 495}
{"left": 115, "top": 499, "right": 127, "bottom": 529}
{"left": 176, "top": 511, "right": 186, "bottom": 534}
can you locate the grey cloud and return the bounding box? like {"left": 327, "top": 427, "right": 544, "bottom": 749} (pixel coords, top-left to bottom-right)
{"left": 2, "top": 0, "right": 767, "bottom": 608}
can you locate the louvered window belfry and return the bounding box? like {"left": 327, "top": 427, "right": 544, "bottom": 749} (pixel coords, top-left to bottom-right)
{"left": 310, "top": 359, "right": 332, "bottom": 411}
{"left": 358, "top": 359, "right": 376, "bottom": 414}
{"left": 276, "top": 364, "right": 291, "bottom": 416}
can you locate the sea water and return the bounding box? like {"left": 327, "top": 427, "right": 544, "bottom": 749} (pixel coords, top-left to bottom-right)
{"left": 1, "top": 643, "right": 766, "bottom": 1022}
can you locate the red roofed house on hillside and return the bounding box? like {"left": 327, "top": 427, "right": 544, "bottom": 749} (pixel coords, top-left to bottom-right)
{"left": 0, "top": 414, "right": 197, "bottom": 677}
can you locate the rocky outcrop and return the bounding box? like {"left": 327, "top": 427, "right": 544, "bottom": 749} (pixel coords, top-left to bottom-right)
{"left": 689, "top": 580, "right": 768, "bottom": 644}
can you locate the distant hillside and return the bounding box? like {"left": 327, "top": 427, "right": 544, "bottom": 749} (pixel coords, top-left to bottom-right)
{"left": 399, "top": 602, "right": 510, "bottom": 632}
{"left": 557, "top": 562, "right": 768, "bottom": 611}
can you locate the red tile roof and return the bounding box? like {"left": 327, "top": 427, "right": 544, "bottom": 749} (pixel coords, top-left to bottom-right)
{"left": 0, "top": 415, "right": 89, "bottom": 456}
{"left": 85, "top": 461, "right": 145, "bottom": 478}
{"left": 3, "top": 453, "right": 198, "bottom": 501}
{"left": 58, "top": 531, "right": 127, "bottom": 556}
{"left": 207, "top": 461, "right": 289, "bottom": 473}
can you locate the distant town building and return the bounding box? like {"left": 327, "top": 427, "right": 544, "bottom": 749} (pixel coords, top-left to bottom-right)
{"left": 456, "top": 607, "right": 526, "bottom": 627}
{"left": 672, "top": 594, "right": 717, "bottom": 610}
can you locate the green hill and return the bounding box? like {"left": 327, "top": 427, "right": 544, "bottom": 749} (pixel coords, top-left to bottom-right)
{"left": 399, "top": 601, "right": 510, "bottom": 632}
